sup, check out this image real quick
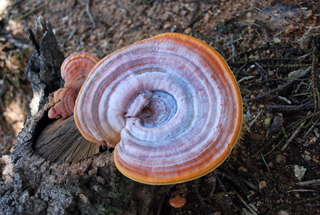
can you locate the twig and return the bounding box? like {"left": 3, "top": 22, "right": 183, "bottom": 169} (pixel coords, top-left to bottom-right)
{"left": 223, "top": 38, "right": 243, "bottom": 47}
{"left": 264, "top": 136, "right": 286, "bottom": 156}
{"left": 241, "top": 178, "right": 258, "bottom": 191}
{"left": 237, "top": 75, "right": 256, "bottom": 84}
{"left": 255, "top": 7, "right": 274, "bottom": 18}
{"left": 303, "top": 118, "right": 319, "bottom": 138}
{"left": 208, "top": 171, "right": 217, "bottom": 197}
{"left": 281, "top": 120, "right": 306, "bottom": 151}
{"left": 86, "top": 0, "right": 96, "bottom": 28}
{"left": 311, "top": 51, "right": 319, "bottom": 111}
{"left": 217, "top": 168, "right": 249, "bottom": 197}
{"left": 249, "top": 109, "right": 262, "bottom": 127}
{"left": 235, "top": 191, "right": 258, "bottom": 215}
{"left": 216, "top": 178, "right": 240, "bottom": 211}
{"left": 20, "top": 4, "right": 46, "bottom": 19}
{"left": 287, "top": 189, "right": 317, "bottom": 193}
{"left": 266, "top": 196, "right": 320, "bottom": 215}
{"left": 260, "top": 152, "right": 274, "bottom": 181}
{"left": 277, "top": 96, "right": 291, "bottom": 104}
{"left": 296, "top": 179, "right": 320, "bottom": 186}
{"left": 244, "top": 67, "right": 312, "bottom": 102}
{"left": 0, "top": 74, "right": 8, "bottom": 97}
{"left": 255, "top": 62, "right": 269, "bottom": 77}
{"left": 267, "top": 100, "right": 314, "bottom": 111}
{"left": 181, "top": 5, "right": 212, "bottom": 31}
{"left": 155, "top": 194, "right": 165, "bottom": 215}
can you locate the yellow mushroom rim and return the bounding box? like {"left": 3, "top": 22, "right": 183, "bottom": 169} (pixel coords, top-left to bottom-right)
{"left": 74, "top": 33, "right": 243, "bottom": 185}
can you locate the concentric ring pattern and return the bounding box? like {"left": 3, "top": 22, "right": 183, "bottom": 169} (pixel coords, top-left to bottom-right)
{"left": 74, "top": 33, "right": 242, "bottom": 184}
{"left": 48, "top": 52, "right": 99, "bottom": 119}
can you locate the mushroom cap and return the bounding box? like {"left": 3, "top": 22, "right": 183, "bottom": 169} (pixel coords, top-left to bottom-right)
{"left": 48, "top": 52, "right": 99, "bottom": 119}
{"left": 169, "top": 194, "right": 187, "bottom": 208}
{"left": 74, "top": 33, "right": 242, "bottom": 184}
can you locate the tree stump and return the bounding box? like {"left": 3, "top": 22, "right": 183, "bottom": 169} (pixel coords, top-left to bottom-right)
{"left": 0, "top": 106, "right": 174, "bottom": 215}
{"left": 25, "top": 16, "right": 65, "bottom": 115}
{"left": 0, "top": 17, "right": 173, "bottom": 215}
{"left": 34, "top": 115, "right": 100, "bottom": 164}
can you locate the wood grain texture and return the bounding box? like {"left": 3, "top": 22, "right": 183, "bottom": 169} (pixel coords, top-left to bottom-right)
{"left": 34, "top": 116, "right": 100, "bottom": 163}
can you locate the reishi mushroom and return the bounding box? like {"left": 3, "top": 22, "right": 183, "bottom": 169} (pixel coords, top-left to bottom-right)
{"left": 74, "top": 33, "right": 242, "bottom": 184}
{"left": 48, "top": 52, "right": 99, "bottom": 119}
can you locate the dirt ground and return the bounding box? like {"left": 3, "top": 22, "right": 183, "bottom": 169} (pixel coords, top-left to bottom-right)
{"left": 1, "top": 0, "right": 320, "bottom": 214}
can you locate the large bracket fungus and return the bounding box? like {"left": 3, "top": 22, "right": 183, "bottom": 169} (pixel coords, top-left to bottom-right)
{"left": 73, "top": 33, "right": 242, "bottom": 185}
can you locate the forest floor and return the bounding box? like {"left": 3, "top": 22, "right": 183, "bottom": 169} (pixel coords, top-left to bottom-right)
{"left": 1, "top": 0, "right": 320, "bottom": 214}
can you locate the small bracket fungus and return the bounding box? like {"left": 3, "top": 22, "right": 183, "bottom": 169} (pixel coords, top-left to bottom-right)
{"left": 169, "top": 193, "right": 187, "bottom": 208}
{"left": 74, "top": 33, "right": 242, "bottom": 184}
{"left": 48, "top": 52, "right": 99, "bottom": 119}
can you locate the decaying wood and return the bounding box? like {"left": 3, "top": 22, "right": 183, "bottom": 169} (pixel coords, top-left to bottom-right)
{"left": 34, "top": 115, "right": 100, "bottom": 163}
{"left": 0, "top": 107, "right": 173, "bottom": 215}
{"left": 0, "top": 17, "right": 174, "bottom": 215}
{"left": 25, "top": 16, "right": 65, "bottom": 115}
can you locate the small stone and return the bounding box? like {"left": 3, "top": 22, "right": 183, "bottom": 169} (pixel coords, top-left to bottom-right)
{"left": 163, "top": 22, "right": 172, "bottom": 30}
{"left": 268, "top": 162, "right": 274, "bottom": 168}
{"left": 185, "top": 3, "right": 197, "bottom": 12}
{"left": 305, "top": 10, "right": 313, "bottom": 19}
{"left": 276, "top": 154, "right": 286, "bottom": 163}
{"left": 172, "top": 4, "right": 180, "bottom": 14}
{"left": 310, "top": 137, "right": 317, "bottom": 143}
{"left": 264, "top": 117, "right": 272, "bottom": 127}
{"left": 204, "top": 13, "right": 210, "bottom": 23}
{"left": 288, "top": 69, "right": 304, "bottom": 78}
{"left": 161, "top": 13, "right": 169, "bottom": 21}
{"left": 304, "top": 155, "right": 312, "bottom": 161}
{"left": 294, "top": 165, "right": 307, "bottom": 181}
{"left": 273, "top": 37, "right": 281, "bottom": 44}
{"left": 278, "top": 210, "right": 290, "bottom": 215}
{"left": 259, "top": 181, "right": 266, "bottom": 189}
{"left": 284, "top": 24, "right": 295, "bottom": 34}
{"left": 268, "top": 70, "right": 274, "bottom": 76}
{"left": 270, "top": 116, "right": 284, "bottom": 132}
{"left": 147, "top": 5, "right": 157, "bottom": 17}
{"left": 233, "top": 3, "right": 242, "bottom": 11}
{"left": 96, "top": 176, "right": 105, "bottom": 184}
{"left": 238, "top": 166, "right": 248, "bottom": 172}
{"left": 300, "top": 35, "right": 311, "bottom": 50}
{"left": 80, "top": 24, "right": 86, "bottom": 33}
{"left": 184, "top": 27, "right": 192, "bottom": 34}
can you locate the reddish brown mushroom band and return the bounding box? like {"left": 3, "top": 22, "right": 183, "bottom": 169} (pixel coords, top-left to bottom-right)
{"left": 71, "top": 33, "right": 243, "bottom": 185}
{"left": 48, "top": 52, "right": 99, "bottom": 119}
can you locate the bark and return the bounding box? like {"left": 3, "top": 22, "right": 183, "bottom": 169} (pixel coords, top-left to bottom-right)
{"left": 25, "top": 16, "right": 65, "bottom": 115}
{"left": 0, "top": 17, "right": 173, "bottom": 215}
{"left": 0, "top": 105, "right": 173, "bottom": 215}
